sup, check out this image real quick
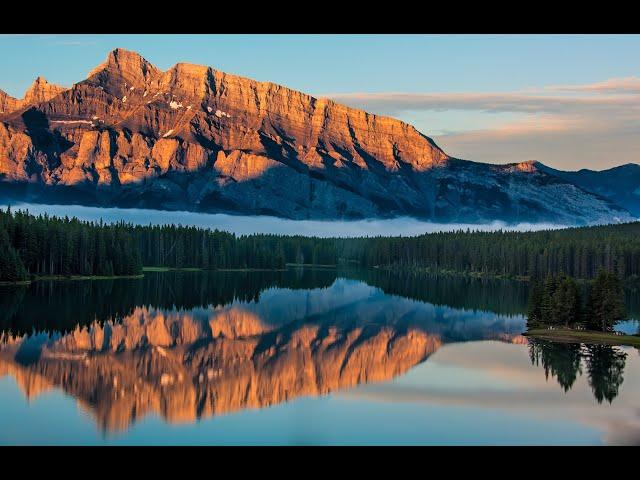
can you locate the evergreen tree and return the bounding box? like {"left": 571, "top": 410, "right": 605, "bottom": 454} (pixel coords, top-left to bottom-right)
{"left": 0, "top": 229, "right": 28, "bottom": 282}
{"left": 541, "top": 275, "right": 559, "bottom": 324}
{"left": 526, "top": 281, "right": 544, "bottom": 327}
{"left": 551, "top": 274, "right": 581, "bottom": 327}
{"left": 585, "top": 269, "right": 626, "bottom": 332}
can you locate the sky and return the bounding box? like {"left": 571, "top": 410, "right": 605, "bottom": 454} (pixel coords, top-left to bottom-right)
{"left": 1, "top": 34, "right": 639, "bottom": 171}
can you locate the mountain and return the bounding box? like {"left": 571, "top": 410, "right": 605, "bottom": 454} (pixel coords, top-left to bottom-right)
{"left": 0, "top": 76, "right": 67, "bottom": 114}
{"left": 0, "top": 48, "right": 634, "bottom": 224}
{"left": 536, "top": 162, "right": 640, "bottom": 217}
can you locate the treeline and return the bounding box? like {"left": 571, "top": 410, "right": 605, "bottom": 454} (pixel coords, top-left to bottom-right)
{"left": 527, "top": 270, "right": 626, "bottom": 331}
{"left": 129, "top": 220, "right": 640, "bottom": 280}
{"left": 0, "top": 208, "right": 142, "bottom": 281}
{"left": 337, "top": 222, "right": 640, "bottom": 280}
{"left": 133, "top": 227, "right": 336, "bottom": 270}
{"left": 3, "top": 207, "right": 640, "bottom": 283}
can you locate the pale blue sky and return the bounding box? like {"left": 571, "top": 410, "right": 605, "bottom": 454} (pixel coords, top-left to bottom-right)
{"left": 1, "top": 34, "right": 639, "bottom": 170}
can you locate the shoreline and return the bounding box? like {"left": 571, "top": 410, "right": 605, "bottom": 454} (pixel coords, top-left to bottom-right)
{"left": 524, "top": 328, "right": 640, "bottom": 347}
{"left": 0, "top": 274, "right": 145, "bottom": 286}
{"left": 142, "top": 267, "right": 288, "bottom": 273}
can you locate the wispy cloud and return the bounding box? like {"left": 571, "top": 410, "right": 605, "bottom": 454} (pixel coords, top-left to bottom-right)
{"left": 48, "top": 40, "right": 97, "bottom": 47}
{"left": 325, "top": 90, "right": 640, "bottom": 116}
{"left": 323, "top": 79, "right": 640, "bottom": 170}
{"left": 547, "top": 76, "right": 640, "bottom": 94}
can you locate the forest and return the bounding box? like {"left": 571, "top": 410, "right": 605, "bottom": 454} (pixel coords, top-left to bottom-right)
{"left": 2, "top": 207, "right": 640, "bottom": 283}
{"left": 527, "top": 270, "right": 627, "bottom": 332}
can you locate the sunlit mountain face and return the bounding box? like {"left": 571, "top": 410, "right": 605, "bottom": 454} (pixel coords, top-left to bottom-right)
{"left": 1, "top": 269, "right": 638, "bottom": 444}
{"left": 0, "top": 48, "right": 634, "bottom": 224}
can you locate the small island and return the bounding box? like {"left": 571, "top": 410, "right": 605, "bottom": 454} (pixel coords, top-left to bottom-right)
{"left": 523, "top": 269, "right": 639, "bottom": 346}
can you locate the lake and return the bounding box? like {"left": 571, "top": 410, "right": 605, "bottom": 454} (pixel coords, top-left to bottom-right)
{"left": 1, "top": 268, "right": 639, "bottom": 445}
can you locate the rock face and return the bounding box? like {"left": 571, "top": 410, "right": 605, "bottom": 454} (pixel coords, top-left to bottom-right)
{"left": 0, "top": 77, "right": 67, "bottom": 114}
{"left": 0, "top": 48, "right": 634, "bottom": 223}
{"left": 22, "top": 77, "right": 67, "bottom": 106}
{"left": 0, "top": 90, "right": 22, "bottom": 115}
{"left": 537, "top": 162, "right": 640, "bottom": 217}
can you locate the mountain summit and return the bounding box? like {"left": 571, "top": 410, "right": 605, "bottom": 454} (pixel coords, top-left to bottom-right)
{"left": 0, "top": 76, "right": 66, "bottom": 114}
{"left": 0, "top": 48, "right": 634, "bottom": 224}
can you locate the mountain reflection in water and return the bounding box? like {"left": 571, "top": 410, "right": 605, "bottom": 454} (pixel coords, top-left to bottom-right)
{"left": 0, "top": 269, "right": 637, "bottom": 440}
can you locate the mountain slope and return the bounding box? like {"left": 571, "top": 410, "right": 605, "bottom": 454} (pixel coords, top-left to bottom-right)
{"left": 537, "top": 162, "right": 640, "bottom": 217}
{"left": 0, "top": 48, "right": 633, "bottom": 224}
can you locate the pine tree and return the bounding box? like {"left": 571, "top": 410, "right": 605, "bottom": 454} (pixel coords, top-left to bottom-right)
{"left": 526, "top": 281, "right": 544, "bottom": 327}
{"left": 0, "top": 228, "right": 28, "bottom": 282}
{"left": 585, "top": 269, "right": 626, "bottom": 332}
{"left": 550, "top": 275, "right": 581, "bottom": 327}
{"left": 541, "top": 275, "right": 559, "bottom": 324}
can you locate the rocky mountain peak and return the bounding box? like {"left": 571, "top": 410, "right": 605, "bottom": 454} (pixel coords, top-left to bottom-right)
{"left": 0, "top": 77, "right": 66, "bottom": 114}
{"left": 0, "top": 49, "right": 634, "bottom": 223}
{"left": 87, "top": 48, "right": 161, "bottom": 94}
{"left": 22, "top": 76, "right": 66, "bottom": 105}
{"left": 515, "top": 160, "right": 540, "bottom": 173}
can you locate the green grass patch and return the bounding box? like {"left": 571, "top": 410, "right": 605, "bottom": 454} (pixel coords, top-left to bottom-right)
{"left": 29, "top": 274, "right": 144, "bottom": 282}
{"left": 524, "top": 327, "right": 640, "bottom": 347}
{"left": 285, "top": 263, "right": 337, "bottom": 268}
{"left": 142, "top": 266, "right": 203, "bottom": 272}
{"left": 0, "top": 280, "right": 32, "bottom": 286}
{"left": 217, "top": 268, "right": 287, "bottom": 272}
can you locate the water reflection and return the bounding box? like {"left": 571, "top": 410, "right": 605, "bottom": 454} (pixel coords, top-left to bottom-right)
{"left": 528, "top": 340, "right": 629, "bottom": 403}
{"left": 0, "top": 269, "right": 638, "bottom": 441}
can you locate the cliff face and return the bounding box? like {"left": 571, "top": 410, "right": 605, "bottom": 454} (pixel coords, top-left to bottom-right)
{"left": 0, "top": 77, "right": 67, "bottom": 115}
{"left": 0, "top": 48, "right": 632, "bottom": 223}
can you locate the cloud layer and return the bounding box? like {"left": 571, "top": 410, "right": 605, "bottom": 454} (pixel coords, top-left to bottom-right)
{"left": 3, "top": 203, "right": 570, "bottom": 237}
{"left": 325, "top": 78, "right": 640, "bottom": 171}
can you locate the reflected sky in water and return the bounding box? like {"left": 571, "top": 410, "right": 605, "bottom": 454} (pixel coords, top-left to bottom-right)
{"left": 0, "top": 269, "right": 638, "bottom": 445}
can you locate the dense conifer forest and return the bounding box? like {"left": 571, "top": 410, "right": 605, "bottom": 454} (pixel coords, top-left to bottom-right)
{"left": 527, "top": 270, "right": 627, "bottom": 331}
{"left": 2, "top": 207, "right": 640, "bottom": 283}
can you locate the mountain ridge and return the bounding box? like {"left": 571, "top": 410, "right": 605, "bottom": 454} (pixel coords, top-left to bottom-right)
{"left": 535, "top": 162, "right": 640, "bottom": 217}
{"left": 0, "top": 48, "right": 634, "bottom": 224}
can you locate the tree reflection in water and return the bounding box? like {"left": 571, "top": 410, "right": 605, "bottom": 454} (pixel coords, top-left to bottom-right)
{"left": 529, "top": 339, "right": 627, "bottom": 403}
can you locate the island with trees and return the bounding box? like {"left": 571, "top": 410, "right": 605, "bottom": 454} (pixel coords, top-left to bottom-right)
{"left": 524, "top": 269, "right": 640, "bottom": 346}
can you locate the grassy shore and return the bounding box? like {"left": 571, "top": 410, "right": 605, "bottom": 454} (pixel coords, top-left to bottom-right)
{"left": 375, "top": 266, "right": 531, "bottom": 281}
{"left": 34, "top": 274, "right": 144, "bottom": 281}
{"left": 0, "top": 273, "right": 144, "bottom": 286}
{"left": 285, "top": 263, "right": 337, "bottom": 268}
{"left": 0, "top": 280, "right": 32, "bottom": 286}
{"left": 142, "top": 266, "right": 287, "bottom": 273}
{"left": 142, "top": 266, "right": 203, "bottom": 272}
{"left": 524, "top": 327, "right": 640, "bottom": 347}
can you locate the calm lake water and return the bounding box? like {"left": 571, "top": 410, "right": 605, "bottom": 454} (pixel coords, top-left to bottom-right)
{"left": 1, "top": 269, "right": 639, "bottom": 445}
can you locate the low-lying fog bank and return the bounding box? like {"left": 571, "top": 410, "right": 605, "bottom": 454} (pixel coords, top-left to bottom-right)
{"left": 2, "top": 203, "right": 572, "bottom": 237}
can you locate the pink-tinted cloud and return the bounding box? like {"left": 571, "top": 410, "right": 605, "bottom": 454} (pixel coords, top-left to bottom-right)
{"left": 323, "top": 78, "right": 640, "bottom": 170}
{"left": 547, "top": 76, "right": 640, "bottom": 94}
